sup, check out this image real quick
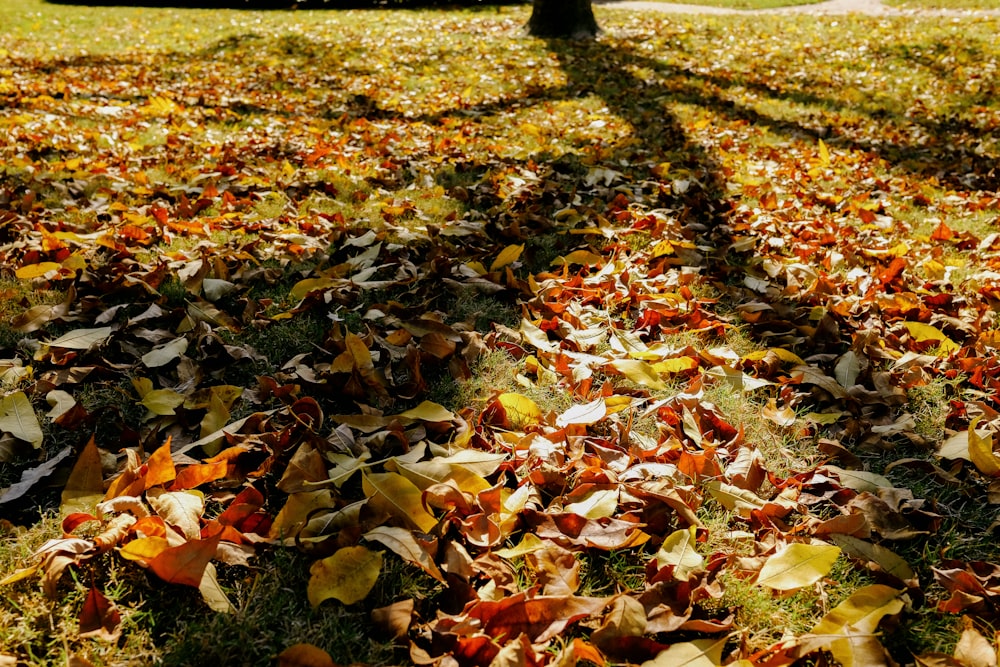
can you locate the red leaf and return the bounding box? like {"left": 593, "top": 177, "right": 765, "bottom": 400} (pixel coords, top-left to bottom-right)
{"left": 79, "top": 583, "right": 121, "bottom": 641}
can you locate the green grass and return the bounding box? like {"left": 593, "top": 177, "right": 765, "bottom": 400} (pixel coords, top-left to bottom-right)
{"left": 0, "top": 516, "right": 412, "bottom": 665}
{"left": 885, "top": 0, "right": 1000, "bottom": 7}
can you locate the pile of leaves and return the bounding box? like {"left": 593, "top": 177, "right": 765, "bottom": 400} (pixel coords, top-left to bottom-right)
{"left": 2, "top": 2, "right": 1000, "bottom": 665}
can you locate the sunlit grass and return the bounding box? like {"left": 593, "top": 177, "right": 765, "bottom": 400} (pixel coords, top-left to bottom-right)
{"left": 637, "top": 0, "right": 825, "bottom": 8}
{"left": 885, "top": 0, "right": 1000, "bottom": 7}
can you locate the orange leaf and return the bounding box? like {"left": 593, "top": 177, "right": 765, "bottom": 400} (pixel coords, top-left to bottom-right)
{"left": 145, "top": 439, "right": 176, "bottom": 490}
{"left": 131, "top": 516, "right": 167, "bottom": 539}
{"left": 171, "top": 461, "right": 228, "bottom": 491}
{"left": 276, "top": 644, "right": 336, "bottom": 667}
{"left": 148, "top": 530, "right": 222, "bottom": 587}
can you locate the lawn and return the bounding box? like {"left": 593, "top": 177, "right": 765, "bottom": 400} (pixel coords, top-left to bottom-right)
{"left": 885, "top": 0, "right": 1000, "bottom": 7}
{"left": 1, "top": 1, "right": 1000, "bottom": 666}
{"left": 636, "top": 0, "right": 825, "bottom": 10}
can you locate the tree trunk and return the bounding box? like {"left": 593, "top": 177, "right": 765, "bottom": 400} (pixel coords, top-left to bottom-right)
{"left": 527, "top": 0, "right": 600, "bottom": 39}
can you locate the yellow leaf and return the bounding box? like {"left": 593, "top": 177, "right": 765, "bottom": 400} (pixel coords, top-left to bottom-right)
{"left": 15, "top": 262, "right": 61, "bottom": 279}
{"left": 489, "top": 244, "right": 524, "bottom": 272}
{"left": 497, "top": 393, "right": 543, "bottom": 429}
{"left": 641, "top": 637, "right": 726, "bottom": 667}
{"left": 806, "top": 411, "right": 847, "bottom": 425}
{"left": 119, "top": 537, "right": 170, "bottom": 564}
{"left": 818, "top": 139, "right": 831, "bottom": 166}
{"left": 494, "top": 533, "right": 546, "bottom": 559}
{"left": 363, "top": 472, "right": 437, "bottom": 533}
{"left": 652, "top": 356, "right": 700, "bottom": 374}
{"left": 551, "top": 250, "right": 604, "bottom": 267}
{"left": 923, "top": 259, "right": 946, "bottom": 280}
{"left": 199, "top": 388, "right": 235, "bottom": 439}
{"left": 60, "top": 435, "right": 104, "bottom": 515}
{"left": 396, "top": 401, "right": 455, "bottom": 423}
{"left": 0, "top": 391, "right": 42, "bottom": 448}
{"left": 565, "top": 488, "right": 619, "bottom": 520}
{"left": 520, "top": 122, "right": 541, "bottom": 137}
{"left": 772, "top": 348, "right": 807, "bottom": 365}
{"left": 902, "top": 321, "right": 959, "bottom": 355}
{"left": 465, "top": 261, "right": 488, "bottom": 276}
{"left": 308, "top": 546, "right": 382, "bottom": 607}
{"left": 649, "top": 240, "right": 674, "bottom": 258}
{"left": 758, "top": 543, "right": 841, "bottom": 590}
{"left": 289, "top": 277, "right": 337, "bottom": 301}
{"left": 0, "top": 564, "right": 39, "bottom": 585}
{"left": 968, "top": 417, "right": 1000, "bottom": 477}
{"left": 604, "top": 395, "right": 634, "bottom": 415}
{"left": 141, "top": 389, "right": 185, "bottom": 416}
{"left": 392, "top": 458, "right": 490, "bottom": 495}
{"left": 888, "top": 242, "right": 909, "bottom": 258}
{"left": 810, "top": 585, "right": 904, "bottom": 667}
{"left": 655, "top": 528, "right": 704, "bottom": 581}
{"left": 610, "top": 359, "right": 667, "bottom": 390}
{"left": 828, "top": 535, "right": 914, "bottom": 582}
{"left": 268, "top": 490, "right": 334, "bottom": 540}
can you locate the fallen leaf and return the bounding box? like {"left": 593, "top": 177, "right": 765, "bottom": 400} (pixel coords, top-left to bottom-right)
{"left": 47, "top": 327, "right": 113, "bottom": 350}
{"left": 655, "top": 528, "right": 704, "bottom": 581}
{"left": 277, "top": 643, "right": 336, "bottom": 667}
{"left": 308, "top": 545, "right": 382, "bottom": 607}
{"left": 148, "top": 530, "right": 222, "bottom": 587}
{"left": 757, "top": 543, "right": 841, "bottom": 590}
{"left": 362, "top": 472, "right": 438, "bottom": 533}
{"left": 641, "top": 637, "right": 727, "bottom": 667}
{"left": 78, "top": 583, "right": 121, "bottom": 641}
{"left": 61, "top": 437, "right": 105, "bottom": 515}
{"left": 364, "top": 525, "right": 445, "bottom": 582}
{"left": 0, "top": 391, "right": 43, "bottom": 448}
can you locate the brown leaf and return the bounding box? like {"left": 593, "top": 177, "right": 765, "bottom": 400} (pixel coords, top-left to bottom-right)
{"left": 521, "top": 509, "right": 650, "bottom": 550}
{"left": 276, "top": 644, "right": 336, "bottom": 667}
{"left": 954, "top": 616, "right": 997, "bottom": 667}
{"left": 372, "top": 599, "right": 415, "bottom": 641}
{"left": 78, "top": 583, "right": 121, "bottom": 641}
{"left": 464, "top": 593, "right": 608, "bottom": 643}
{"left": 526, "top": 544, "right": 581, "bottom": 596}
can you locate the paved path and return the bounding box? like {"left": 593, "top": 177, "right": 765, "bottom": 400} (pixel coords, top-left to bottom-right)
{"left": 601, "top": 0, "right": 1000, "bottom": 15}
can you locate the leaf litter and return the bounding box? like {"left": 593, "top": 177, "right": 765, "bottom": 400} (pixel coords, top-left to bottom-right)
{"left": 1, "top": 2, "right": 1000, "bottom": 665}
